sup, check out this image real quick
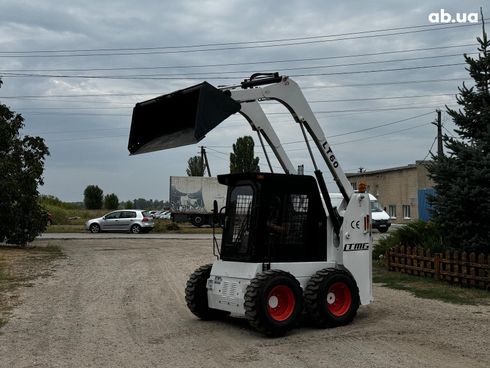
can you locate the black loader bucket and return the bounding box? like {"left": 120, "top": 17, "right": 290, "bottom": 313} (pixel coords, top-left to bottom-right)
{"left": 128, "top": 82, "right": 241, "bottom": 155}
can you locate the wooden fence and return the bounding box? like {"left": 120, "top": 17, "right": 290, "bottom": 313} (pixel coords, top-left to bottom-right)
{"left": 386, "top": 245, "right": 490, "bottom": 290}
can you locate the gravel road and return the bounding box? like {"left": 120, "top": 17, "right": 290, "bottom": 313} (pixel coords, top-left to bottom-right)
{"left": 0, "top": 238, "right": 489, "bottom": 368}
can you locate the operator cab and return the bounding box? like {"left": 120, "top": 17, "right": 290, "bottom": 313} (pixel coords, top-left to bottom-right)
{"left": 218, "top": 173, "right": 327, "bottom": 263}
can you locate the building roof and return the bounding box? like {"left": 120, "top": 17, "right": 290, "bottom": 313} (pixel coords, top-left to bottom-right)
{"left": 346, "top": 161, "right": 429, "bottom": 178}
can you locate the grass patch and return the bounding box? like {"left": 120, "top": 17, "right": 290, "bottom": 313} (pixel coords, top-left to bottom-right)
{"left": 373, "top": 265, "right": 490, "bottom": 305}
{"left": 45, "top": 221, "right": 222, "bottom": 234}
{"left": 0, "top": 244, "right": 64, "bottom": 328}
{"left": 45, "top": 224, "right": 86, "bottom": 233}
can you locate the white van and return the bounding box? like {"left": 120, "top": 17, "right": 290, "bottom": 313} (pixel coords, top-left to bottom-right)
{"left": 368, "top": 194, "right": 391, "bottom": 233}
{"left": 329, "top": 193, "right": 391, "bottom": 233}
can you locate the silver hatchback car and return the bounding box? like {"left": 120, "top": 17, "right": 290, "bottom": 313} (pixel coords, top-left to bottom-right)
{"left": 85, "top": 210, "right": 155, "bottom": 234}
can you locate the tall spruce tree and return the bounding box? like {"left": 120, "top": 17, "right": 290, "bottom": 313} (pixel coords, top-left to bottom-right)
{"left": 427, "top": 25, "right": 490, "bottom": 252}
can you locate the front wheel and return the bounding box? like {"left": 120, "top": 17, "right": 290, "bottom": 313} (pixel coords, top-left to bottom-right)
{"left": 244, "top": 270, "right": 303, "bottom": 337}
{"left": 89, "top": 223, "right": 100, "bottom": 233}
{"left": 304, "top": 268, "right": 360, "bottom": 328}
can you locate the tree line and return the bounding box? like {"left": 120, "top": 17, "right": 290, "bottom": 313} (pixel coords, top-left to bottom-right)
{"left": 83, "top": 185, "right": 168, "bottom": 210}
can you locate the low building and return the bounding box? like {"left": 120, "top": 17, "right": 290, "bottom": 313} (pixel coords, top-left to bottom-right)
{"left": 346, "top": 161, "right": 434, "bottom": 224}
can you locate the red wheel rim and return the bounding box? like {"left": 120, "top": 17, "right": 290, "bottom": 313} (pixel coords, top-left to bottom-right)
{"left": 326, "top": 282, "right": 352, "bottom": 317}
{"left": 267, "top": 285, "right": 296, "bottom": 321}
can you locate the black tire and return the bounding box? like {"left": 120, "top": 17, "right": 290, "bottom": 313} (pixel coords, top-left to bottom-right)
{"left": 89, "top": 223, "right": 100, "bottom": 233}
{"left": 304, "top": 268, "right": 360, "bottom": 328}
{"left": 244, "top": 270, "right": 303, "bottom": 337}
{"left": 378, "top": 227, "right": 389, "bottom": 233}
{"left": 130, "top": 224, "right": 141, "bottom": 234}
{"left": 191, "top": 216, "right": 204, "bottom": 227}
{"left": 185, "top": 264, "right": 229, "bottom": 320}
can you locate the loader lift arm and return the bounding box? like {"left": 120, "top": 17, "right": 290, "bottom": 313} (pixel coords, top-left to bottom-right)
{"left": 128, "top": 73, "right": 354, "bottom": 211}
{"left": 225, "top": 74, "right": 353, "bottom": 202}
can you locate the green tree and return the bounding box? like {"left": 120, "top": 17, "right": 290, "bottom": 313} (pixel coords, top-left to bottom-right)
{"left": 84, "top": 185, "right": 103, "bottom": 209}
{"left": 0, "top": 79, "right": 50, "bottom": 245}
{"left": 125, "top": 200, "right": 134, "bottom": 209}
{"left": 104, "top": 193, "right": 119, "bottom": 210}
{"left": 427, "top": 28, "right": 490, "bottom": 252}
{"left": 186, "top": 156, "right": 204, "bottom": 176}
{"left": 229, "top": 136, "right": 260, "bottom": 173}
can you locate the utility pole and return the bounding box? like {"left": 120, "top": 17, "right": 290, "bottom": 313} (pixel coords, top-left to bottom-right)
{"left": 200, "top": 146, "right": 212, "bottom": 177}
{"left": 434, "top": 109, "right": 443, "bottom": 158}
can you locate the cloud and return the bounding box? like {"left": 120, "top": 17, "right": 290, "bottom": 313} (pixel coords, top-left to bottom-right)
{"left": 0, "top": 0, "right": 485, "bottom": 201}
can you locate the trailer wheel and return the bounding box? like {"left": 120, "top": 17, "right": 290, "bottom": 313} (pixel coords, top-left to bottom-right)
{"left": 185, "top": 264, "right": 229, "bottom": 320}
{"left": 190, "top": 215, "right": 204, "bottom": 227}
{"left": 244, "top": 270, "right": 303, "bottom": 337}
{"left": 304, "top": 268, "right": 360, "bottom": 328}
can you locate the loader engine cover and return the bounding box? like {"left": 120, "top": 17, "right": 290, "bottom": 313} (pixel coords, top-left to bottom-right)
{"left": 128, "top": 82, "right": 241, "bottom": 155}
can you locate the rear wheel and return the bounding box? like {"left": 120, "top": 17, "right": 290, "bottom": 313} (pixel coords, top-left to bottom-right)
{"left": 185, "top": 264, "right": 229, "bottom": 320}
{"left": 130, "top": 224, "right": 141, "bottom": 234}
{"left": 244, "top": 270, "right": 303, "bottom": 337}
{"left": 89, "top": 223, "right": 100, "bottom": 233}
{"left": 304, "top": 268, "right": 360, "bottom": 328}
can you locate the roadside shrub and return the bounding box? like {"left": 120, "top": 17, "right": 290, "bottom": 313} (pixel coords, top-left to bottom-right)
{"left": 373, "top": 221, "right": 444, "bottom": 260}
{"left": 151, "top": 219, "right": 180, "bottom": 232}
{"left": 166, "top": 222, "right": 180, "bottom": 231}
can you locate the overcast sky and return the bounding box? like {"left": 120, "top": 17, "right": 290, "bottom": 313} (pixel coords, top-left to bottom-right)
{"left": 0, "top": 1, "right": 486, "bottom": 203}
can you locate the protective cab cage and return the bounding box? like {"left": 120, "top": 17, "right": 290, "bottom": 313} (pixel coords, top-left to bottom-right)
{"left": 218, "top": 172, "right": 327, "bottom": 264}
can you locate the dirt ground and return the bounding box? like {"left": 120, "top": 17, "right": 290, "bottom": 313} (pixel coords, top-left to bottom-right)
{"left": 0, "top": 238, "right": 489, "bottom": 368}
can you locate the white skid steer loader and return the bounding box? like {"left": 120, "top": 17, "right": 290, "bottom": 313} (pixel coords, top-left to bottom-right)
{"left": 128, "top": 73, "right": 373, "bottom": 336}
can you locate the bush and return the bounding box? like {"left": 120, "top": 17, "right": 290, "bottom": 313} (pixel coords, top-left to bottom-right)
{"left": 166, "top": 222, "right": 180, "bottom": 231}
{"left": 373, "top": 221, "right": 444, "bottom": 260}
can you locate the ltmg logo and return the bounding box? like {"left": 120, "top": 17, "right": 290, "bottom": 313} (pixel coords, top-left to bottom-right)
{"left": 428, "top": 9, "right": 479, "bottom": 24}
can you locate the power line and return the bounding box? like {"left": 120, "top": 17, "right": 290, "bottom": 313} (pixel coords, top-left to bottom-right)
{"left": 0, "top": 23, "right": 479, "bottom": 58}
{"left": 13, "top": 93, "right": 454, "bottom": 112}
{"left": 335, "top": 122, "right": 431, "bottom": 145}
{"left": 302, "top": 77, "right": 470, "bottom": 89}
{"left": 0, "top": 22, "right": 473, "bottom": 54}
{"left": 280, "top": 112, "right": 434, "bottom": 146}
{"left": 18, "top": 104, "right": 451, "bottom": 118}
{"left": 0, "top": 50, "right": 475, "bottom": 74}
{"left": 0, "top": 62, "right": 465, "bottom": 80}
{"left": 423, "top": 137, "right": 438, "bottom": 161}
{"left": 207, "top": 112, "right": 434, "bottom": 150}
{"left": 0, "top": 77, "right": 470, "bottom": 100}
{"left": 264, "top": 104, "right": 457, "bottom": 115}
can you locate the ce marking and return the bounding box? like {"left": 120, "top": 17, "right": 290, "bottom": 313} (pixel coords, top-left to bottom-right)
{"left": 350, "top": 220, "right": 360, "bottom": 229}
